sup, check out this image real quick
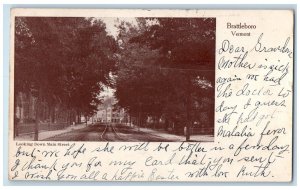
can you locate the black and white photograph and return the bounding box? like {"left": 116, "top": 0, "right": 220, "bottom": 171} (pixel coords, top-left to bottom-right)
{"left": 13, "top": 17, "right": 216, "bottom": 142}
{"left": 7, "top": 8, "right": 294, "bottom": 183}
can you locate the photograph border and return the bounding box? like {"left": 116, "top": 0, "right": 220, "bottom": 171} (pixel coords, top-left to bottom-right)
{"left": 2, "top": 3, "right": 297, "bottom": 186}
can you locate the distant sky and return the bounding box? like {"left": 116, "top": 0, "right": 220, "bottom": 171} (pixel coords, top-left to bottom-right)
{"left": 97, "top": 18, "right": 138, "bottom": 98}
{"left": 100, "top": 85, "right": 115, "bottom": 97}
{"left": 99, "top": 17, "right": 138, "bottom": 38}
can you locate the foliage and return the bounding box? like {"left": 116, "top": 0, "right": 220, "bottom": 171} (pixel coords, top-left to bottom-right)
{"left": 15, "top": 17, "right": 118, "bottom": 137}
{"left": 114, "top": 18, "right": 215, "bottom": 134}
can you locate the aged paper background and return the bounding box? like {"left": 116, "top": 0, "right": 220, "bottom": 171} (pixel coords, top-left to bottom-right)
{"left": 9, "top": 9, "right": 294, "bottom": 182}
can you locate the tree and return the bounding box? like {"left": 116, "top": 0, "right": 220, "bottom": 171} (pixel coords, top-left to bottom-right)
{"left": 114, "top": 20, "right": 168, "bottom": 129}
{"left": 115, "top": 18, "right": 215, "bottom": 140}
{"left": 131, "top": 18, "right": 215, "bottom": 69}
{"left": 15, "top": 17, "right": 117, "bottom": 140}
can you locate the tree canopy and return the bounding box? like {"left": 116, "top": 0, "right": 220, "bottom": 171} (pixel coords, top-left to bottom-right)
{"left": 15, "top": 17, "right": 118, "bottom": 139}
{"left": 114, "top": 18, "right": 215, "bottom": 137}
{"left": 15, "top": 17, "right": 216, "bottom": 140}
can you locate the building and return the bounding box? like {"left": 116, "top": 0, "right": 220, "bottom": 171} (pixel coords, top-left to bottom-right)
{"left": 93, "top": 96, "right": 128, "bottom": 124}
{"left": 15, "top": 92, "right": 37, "bottom": 123}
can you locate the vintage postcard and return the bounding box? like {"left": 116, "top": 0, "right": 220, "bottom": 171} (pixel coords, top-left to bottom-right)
{"left": 9, "top": 9, "right": 294, "bottom": 182}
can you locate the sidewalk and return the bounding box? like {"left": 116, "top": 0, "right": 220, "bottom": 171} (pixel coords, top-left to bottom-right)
{"left": 14, "top": 123, "right": 87, "bottom": 141}
{"left": 130, "top": 125, "right": 214, "bottom": 142}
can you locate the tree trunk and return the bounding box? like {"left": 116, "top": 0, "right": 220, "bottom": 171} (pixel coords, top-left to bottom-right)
{"left": 186, "top": 75, "right": 191, "bottom": 142}
{"left": 71, "top": 111, "right": 75, "bottom": 125}
{"left": 14, "top": 97, "right": 19, "bottom": 137}
{"left": 48, "top": 108, "right": 50, "bottom": 128}
{"left": 34, "top": 97, "right": 41, "bottom": 141}
{"left": 43, "top": 100, "right": 46, "bottom": 121}
{"left": 50, "top": 106, "right": 55, "bottom": 123}
{"left": 165, "top": 118, "right": 169, "bottom": 131}
{"left": 138, "top": 112, "right": 141, "bottom": 131}
{"left": 67, "top": 110, "right": 69, "bottom": 125}
{"left": 77, "top": 111, "right": 81, "bottom": 124}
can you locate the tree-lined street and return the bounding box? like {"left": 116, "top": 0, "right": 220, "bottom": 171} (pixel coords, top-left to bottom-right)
{"left": 45, "top": 124, "right": 173, "bottom": 142}
{"left": 42, "top": 123, "right": 213, "bottom": 142}
{"left": 14, "top": 17, "right": 216, "bottom": 141}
